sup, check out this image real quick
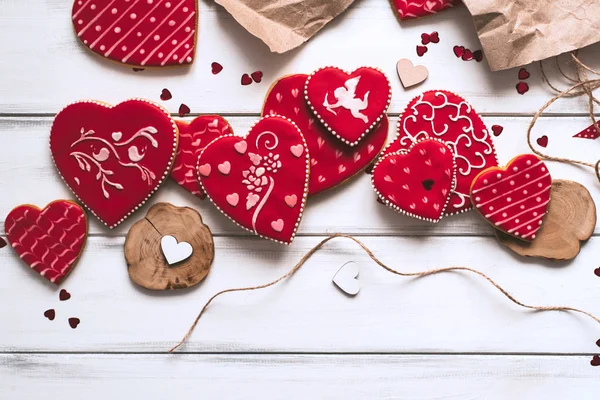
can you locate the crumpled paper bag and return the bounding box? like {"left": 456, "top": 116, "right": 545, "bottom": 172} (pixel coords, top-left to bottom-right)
{"left": 462, "top": 0, "right": 600, "bottom": 71}
{"left": 215, "top": 0, "right": 355, "bottom": 53}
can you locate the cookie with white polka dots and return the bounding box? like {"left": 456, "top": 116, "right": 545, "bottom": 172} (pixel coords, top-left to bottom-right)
{"left": 72, "top": 0, "right": 197, "bottom": 67}
{"left": 470, "top": 154, "right": 552, "bottom": 241}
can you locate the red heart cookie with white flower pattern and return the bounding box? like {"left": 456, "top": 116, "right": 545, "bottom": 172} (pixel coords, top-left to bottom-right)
{"left": 50, "top": 99, "right": 178, "bottom": 228}
{"left": 305, "top": 67, "right": 391, "bottom": 147}
{"left": 171, "top": 116, "right": 232, "bottom": 198}
{"left": 197, "top": 115, "right": 309, "bottom": 244}
{"left": 384, "top": 90, "right": 498, "bottom": 216}
{"left": 263, "top": 74, "right": 388, "bottom": 195}
{"left": 4, "top": 201, "right": 88, "bottom": 284}
{"left": 392, "top": 0, "right": 458, "bottom": 20}
{"left": 72, "top": 0, "right": 197, "bottom": 67}
{"left": 471, "top": 154, "right": 552, "bottom": 241}
{"left": 372, "top": 139, "right": 456, "bottom": 223}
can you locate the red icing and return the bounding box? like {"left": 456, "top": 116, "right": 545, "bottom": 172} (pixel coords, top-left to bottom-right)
{"left": 72, "top": 0, "right": 197, "bottom": 67}
{"left": 171, "top": 116, "right": 232, "bottom": 198}
{"left": 50, "top": 99, "right": 177, "bottom": 228}
{"left": 393, "top": 0, "right": 458, "bottom": 20}
{"left": 305, "top": 67, "right": 391, "bottom": 147}
{"left": 263, "top": 74, "right": 388, "bottom": 195}
{"left": 372, "top": 139, "right": 456, "bottom": 223}
{"left": 470, "top": 154, "right": 552, "bottom": 241}
{"left": 384, "top": 90, "right": 498, "bottom": 215}
{"left": 4, "top": 201, "right": 87, "bottom": 284}
{"left": 573, "top": 122, "right": 600, "bottom": 139}
{"left": 197, "top": 115, "right": 309, "bottom": 244}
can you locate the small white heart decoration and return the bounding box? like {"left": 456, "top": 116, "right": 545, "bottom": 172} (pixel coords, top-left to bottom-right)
{"left": 396, "top": 58, "right": 428, "bottom": 88}
{"left": 332, "top": 261, "right": 360, "bottom": 296}
{"left": 160, "top": 235, "right": 193, "bottom": 266}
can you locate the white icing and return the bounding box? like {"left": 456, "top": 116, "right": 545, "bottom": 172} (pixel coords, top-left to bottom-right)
{"left": 323, "top": 76, "right": 370, "bottom": 123}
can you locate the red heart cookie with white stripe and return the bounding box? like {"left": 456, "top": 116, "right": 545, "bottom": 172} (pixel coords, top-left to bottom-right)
{"left": 305, "top": 67, "right": 391, "bottom": 147}
{"left": 384, "top": 90, "right": 498, "bottom": 216}
{"left": 50, "top": 99, "right": 178, "bottom": 228}
{"left": 392, "top": 0, "right": 458, "bottom": 20}
{"left": 470, "top": 154, "right": 552, "bottom": 241}
{"left": 4, "top": 201, "right": 88, "bottom": 284}
{"left": 171, "top": 116, "right": 232, "bottom": 198}
{"left": 197, "top": 115, "right": 309, "bottom": 244}
{"left": 263, "top": 74, "right": 388, "bottom": 195}
{"left": 372, "top": 139, "right": 456, "bottom": 223}
{"left": 72, "top": 0, "right": 197, "bottom": 67}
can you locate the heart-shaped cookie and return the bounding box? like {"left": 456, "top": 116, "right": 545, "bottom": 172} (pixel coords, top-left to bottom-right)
{"left": 384, "top": 90, "right": 498, "bottom": 216}
{"left": 171, "top": 116, "right": 232, "bottom": 198}
{"left": 372, "top": 139, "right": 456, "bottom": 222}
{"left": 72, "top": 0, "right": 198, "bottom": 67}
{"left": 305, "top": 66, "right": 391, "bottom": 147}
{"left": 4, "top": 200, "right": 88, "bottom": 284}
{"left": 263, "top": 74, "right": 387, "bottom": 195}
{"left": 50, "top": 99, "right": 178, "bottom": 228}
{"left": 392, "top": 0, "right": 458, "bottom": 20}
{"left": 471, "top": 154, "right": 552, "bottom": 241}
{"left": 197, "top": 115, "right": 309, "bottom": 244}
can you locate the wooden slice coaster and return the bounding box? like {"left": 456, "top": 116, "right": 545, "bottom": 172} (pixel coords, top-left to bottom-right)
{"left": 495, "top": 180, "right": 596, "bottom": 261}
{"left": 125, "top": 203, "right": 214, "bottom": 290}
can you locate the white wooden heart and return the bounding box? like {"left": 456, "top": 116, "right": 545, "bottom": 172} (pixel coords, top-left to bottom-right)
{"left": 396, "top": 58, "right": 428, "bottom": 88}
{"left": 160, "top": 235, "right": 193, "bottom": 266}
{"left": 332, "top": 261, "right": 360, "bottom": 296}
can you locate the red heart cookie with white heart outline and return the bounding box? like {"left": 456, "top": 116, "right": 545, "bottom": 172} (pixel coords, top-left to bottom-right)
{"left": 392, "top": 0, "right": 458, "bottom": 20}
{"left": 4, "top": 200, "right": 88, "bottom": 284}
{"left": 372, "top": 138, "right": 456, "bottom": 223}
{"left": 263, "top": 74, "right": 388, "bottom": 195}
{"left": 304, "top": 66, "right": 391, "bottom": 147}
{"left": 50, "top": 99, "right": 178, "bottom": 228}
{"left": 384, "top": 90, "right": 499, "bottom": 216}
{"left": 197, "top": 115, "right": 309, "bottom": 244}
{"left": 72, "top": 0, "right": 197, "bottom": 67}
{"left": 171, "top": 116, "right": 232, "bottom": 198}
{"left": 471, "top": 154, "right": 552, "bottom": 241}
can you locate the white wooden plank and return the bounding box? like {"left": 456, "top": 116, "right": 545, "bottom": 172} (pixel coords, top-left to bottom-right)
{"left": 0, "top": 0, "right": 598, "bottom": 114}
{"left": 1, "top": 115, "right": 598, "bottom": 236}
{"left": 1, "top": 236, "right": 599, "bottom": 353}
{"left": 1, "top": 354, "right": 600, "bottom": 399}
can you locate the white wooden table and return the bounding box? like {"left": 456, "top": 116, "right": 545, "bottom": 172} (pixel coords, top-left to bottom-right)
{"left": 2, "top": 1, "right": 600, "bottom": 398}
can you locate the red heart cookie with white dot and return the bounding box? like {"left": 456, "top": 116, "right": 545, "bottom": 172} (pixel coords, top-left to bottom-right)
{"left": 72, "top": 0, "right": 197, "bottom": 67}
{"left": 197, "top": 115, "right": 309, "bottom": 244}
{"left": 171, "top": 116, "right": 232, "bottom": 198}
{"left": 50, "top": 99, "right": 178, "bottom": 228}
{"left": 470, "top": 154, "right": 552, "bottom": 241}
{"left": 4, "top": 201, "right": 88, "bottom": 284}
{"left": 384, "top": 90, "right": 498, "bottom": 216}
{"left": 305, "top": 66, "right": 391, "bottom": 147}
{"left": 263, "top": 74, "right": 388, "bottom": 195}
{"left": 392, "top": 0, "right": 458, "bottom": 20}
{"left": 372, "top": 139, "right": 456, "bottom": 223}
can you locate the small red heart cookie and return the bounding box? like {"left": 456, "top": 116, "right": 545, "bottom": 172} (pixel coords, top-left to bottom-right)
{"left": 50, "top": 99, "right": 178, "bottom": 228}
{"left": 197, "top": 115, "right": 309, "bottom": 244}
{"left": 384, "top": 90, "right": 499, "bottom": 216}
{"left": 392, "top": 0, "right": 458, "bottom": 20}
{"left": 4, "top": 200, "right": 88, "bottom": 284}
{"left": 263, "top": 74, "right": 388, "bottom": 195}
{"left": 304, "top": 66, "right": 391, "bottom": 147}
{"left": 470, "top": 154, "right": 552, "bottom": 241}
{"left": 372, "top": 139, "right": 456, "bottom": 223}
{"left": 171, "top": 116, "right": 232, "bottom": 198}
{"left": 72, "top": 0, "right": 197, "bottom": 67}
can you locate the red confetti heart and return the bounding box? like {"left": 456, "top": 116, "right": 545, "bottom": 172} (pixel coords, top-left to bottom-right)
{"left": 68, "top": 317, "right": 80, "bottom": 329}
{"left": 251, "top": 71, "right": 263, "bottom": 83}
{"left": 462, "top": 49, "right": 474, "bottom": 61}
{"left": 0, "top": 237, "right": 6, "bottom": 249}
{"left": 595, "top": 267, "right": 600, "bottom": 277}
{"left": 596, "top": 338, "right": 600, "bottom": 347}
{"left": 211, "top": 62, "right": 223, "bottom": 75}
{"left": 491, "top": 125, "right": 504, "bottom": 137}
{"left": 537, "top": 135, "right": 549, "bottom": 148}
{"left": 453, "top": 45, "right": 464, "bottom": 58}
{"left": 59, "top": 289, "right": 71, "bottom": 301}
{"left": 160, "top": 88, "right": 172, "bottom": 101}
{"left": 591, "top": 355, "right": 600, "bottom": 366}
{"left": 393, "top": 0, "right": 458, "bottom": 20}
{"left": 473, "top": 50, "right": 483, "bottom": 62}
{"left": 516, "top": 82, "right": 529, "bottom": 95}
{"left": 44, "top": 309, "right": 56, "bottom": 321}
{"left": 429, "top": 31, "right": 439, "bottom": 43}
{"left": 518, "top": 68, "right": 530, "bottom": 80}
{"left": 132, "top": 68, "right": 145, "bottom": 72}
{"left": 416, "top": 45, "right": 428, "bottom": 57}
{"left": 241, "top": 73, "right": 253, "bottom": 86}
{"left": 178, "top": 103, "right": 191, "bottom": 117}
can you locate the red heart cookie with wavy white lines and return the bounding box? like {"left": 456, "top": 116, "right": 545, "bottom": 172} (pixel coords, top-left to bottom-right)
{"left": 197, "top": 115, "right": 309, "bottom": 244}
{"left": 384, "top": 90, "right": 498, "bottom": 216}
{"left": 72, "top": 0, "right": 197, "bottom": 67}
{"left": 4, "top": 201, "right": 87, "bottom": 284}
{"left": 372, "top": 139, "right": 456, "bottom": 223}
{"left": 305, "top": 67, "right": 391, "bottom": 147}
{"left": 171, "top": 116, "right": 232, "bottom": 198}
{"left": 392, "top": 0, "right": 458, "bottom": 20}
{"left": 263, "top": 74, "right": 387, "bottom": 195}
{"left": 471, "top": 154, "right": 552, "bottom": 241}
{"left": 50, "top": 99, "right": 178, "bottom": 228}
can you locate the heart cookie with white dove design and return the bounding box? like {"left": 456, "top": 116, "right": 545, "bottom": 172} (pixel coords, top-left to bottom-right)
{"left": 197, "top": 115, "right": 309, "bottom": 244}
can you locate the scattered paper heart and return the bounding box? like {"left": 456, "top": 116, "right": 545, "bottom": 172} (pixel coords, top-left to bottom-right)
{"left": 591, "top": 355, "right": 600, "bottom": 367}
{"left": 241, "top": 74, "right": 253, "bottom": 86}
{"left": 161, "top": 235, "right": 194, "bottom": 265}
{"left": 160, "top": 89, "right": 172, "bottom": 101}
{"left": 396, "top": 59, "right": 428, "bottom": 88}
{"left": 516, "top": 82, "right": 529, "bottom": 95}
{"left": 59, "top": 289, "right": 71, "bottom": 301}
{"left": 44, "top": 309, "right": 56, "bottom": 321}
{"left": 473, "top": 50, "right": 483, "bottom": 62}
{"left": 594, "top": 267, "right": 600, "bottom": 277}
{"left": 211, "top": 62, "right": 223, "bottom": 75}
{"left": 537, "top": 135, "right": 549, "bottom": 148}
{"left": 491, "top": 125, "right": 504, "bottom": 137}
{"left": 416, "top": 45, "right": 428, "bottom": 57}
{"left": 462, "top": 49, "right": 474, "bottom": 61}
{"left": 251, "top": 71, "right": 263, "bottom": 83}
{"left": 596, "top": 338, "right": 600, "bottom": 347}
{"left": 518, "top": 68, "right": 530, "bottom": 80}
{"left": 0, "top": 237, "right": 6, "bottom": 249}
{"left": 453, "top": 46, "right": 464, "bottom": 58}
{"left": 332, "top": 261, "right": 360, "bottom": 296}
{"left": 179, "top": 103, "right": 191, "bottom": 117}
{"left": 68, "top": 317, "right": 81, "bottom": 329}
{"left": 132, "top": 68, "right": 145, "bottom": 72}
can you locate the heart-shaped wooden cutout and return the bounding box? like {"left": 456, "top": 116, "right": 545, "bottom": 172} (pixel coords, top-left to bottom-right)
{"left": 396, "top": 59, "right": 428, "bottom": 88}
{"left": 332, "top": 261, "right": 360, "bottom": 296}
{"left": 160, "top": 235, "right": 193, "bottom": 265}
